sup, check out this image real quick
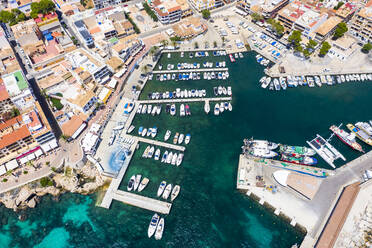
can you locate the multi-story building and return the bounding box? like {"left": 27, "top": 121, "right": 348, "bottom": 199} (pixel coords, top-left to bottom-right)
{"left": 350, "top": 0, "right": 372, "bottom": 44}
{"left": 314, "top": 16, "right": 342, "bottom": 43}
{"left": 188, "top": 0, "right": 223, "bottom": 11}
{"left": 152, "top": 0, "right": 182, "bottom": 24}
{"left": 237, "top": 0, "right": 289, "bottom": 18}
{"left": 74, "top": 20, "right": 95, "bottom": 48}
{"left": 92, "top": 0, "right": 120, "bottom": 10}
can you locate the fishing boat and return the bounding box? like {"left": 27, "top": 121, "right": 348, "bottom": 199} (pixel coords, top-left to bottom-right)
{"left": 166, "top": 152, "right": 173, "bottom": 164}
{"left": 185, "top": 134, "right": 191, "bottom": 144}
{"left": 281, "top": 154, "right": 317, "bottom": 165}
{"left": 157, "top": 181, "right": 167, "bottom": 197}
{"left": 154, "top": 148, "right": 161, "bottom": 160}
{"left": 213, "top": 87, "right": 218, "bottom": 96}
{"left": 147, "top": 146, "right": 155, "bottom": 158}
{"left": 176, "top": 153, "right": 183, "bottom": 166}
{"left": 330, "top": 125, "right": 363, "bottom": 152}
{"left": 178, "top": 134, "right": 184, "bottom": 144}
{"left": 204, "top": 101, "right": 210, "bottom": 114}
{"left": 173, "top": 132, "right": 179, "bottom": 144}
{"left": 151, "top": 127, "right": 157, "bottom": 138}
{"left": 278, "top": 145, "right": 316, "bottom": 156}
{"left": 138, "top": 126, "right": 144, "bottom": 136}
{"left": 171, "top": 153, "right": 177, "bottom": 165}
{"left": 133, "top": 174, "right": 141, "bottom": 191}
{"left": 148, "top": 214, "right": 160, "bottom": 238}
{"left": 171, "top": 185, "right": 180, "bottom": 201}
{"left": 164, "top": 130, "right": 171, "bottom": 141}
{"left": 347, "top": 124, "right": 372, "bottom": 146}
{"left": 138, "top": 177, "right": 149, "bottom": 192}
{"left": 170, "top": 104, "right": 176, "bottom": 116}
{"left": 127, "top": 175, "right": 135, "bottom": 191}
{"left": 154, "top": 218, "right": 164, "bottom": 240}
{"left": 250, "top": 148, "right": 278, "bottom": 158}
{"left": 162, "top": 184, "right": 172, "bottom": 200}
{"left": 355, "top": 122, "right": 372, "bottom": 136}
{"left": 239, "top": 52, "right": 243, "bottom": 58}
{"left": 244, "top": 139, "right": 278, "bottom": 150}
{"left": 180, "top": 104, "right": 185, "bottom": 117}
{"left": 127, "top": 125, "right": 135, "bottom": 134}
{"left": 161, "top": 151, "right": 168, "bottom": 163}
{"left": 142, "top": 146, "right": 150, "bottom": 158}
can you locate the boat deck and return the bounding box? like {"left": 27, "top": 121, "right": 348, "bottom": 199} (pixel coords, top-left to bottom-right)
{"left": 137, "top": 97, "right": 232, "bottom": 104}
{"left": 113, "top": 190, "right": 172, "bottom": 214}
{"left": 152, "top": 68, "right": 228, "bottom": 74}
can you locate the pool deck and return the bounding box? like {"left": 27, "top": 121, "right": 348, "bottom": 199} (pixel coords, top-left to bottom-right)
{"left": 137, "top": 96, "right": 232, "bottom": 104}
{"left": 113, "top": 190, "right": 172, "bottom": 214}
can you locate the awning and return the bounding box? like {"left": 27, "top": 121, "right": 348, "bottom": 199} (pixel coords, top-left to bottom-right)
{"left": 19, "top": 156, "right": 29, "bottom": 165}
{"left": 0, "top": 165, "right": 6, "bottom": 176}
{"left": 98, "top": 87, "right": 112, "bottom": 103}
{"left": 107, "top": 79, "right": 118, "bottom": 89}
{"left": 40, "top": 139, "right": 58, "bottom": 153}
{"left": 71, "top": 122, "right": 87, "bottom": 139}
{"left": 6, "top": 159, "right": 19, "bottom": 170}
{"left": 35, "top": 149, "right": 43, "bottom": 157}
{"left": 27, "top": 153, "right": 36, "bottom": 161}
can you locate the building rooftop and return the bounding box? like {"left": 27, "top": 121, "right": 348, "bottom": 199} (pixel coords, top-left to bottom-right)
{"left": 2, "top": 70, "right": 28, "bottom": 97}
{"left": 61, "top": 114, "right": 84, "bottom": 137}
{"left": 0, "top": 79, "right": 10, "bottom": 102}
{"left": 315, "top": 16, "right": 342, "bottom": 36}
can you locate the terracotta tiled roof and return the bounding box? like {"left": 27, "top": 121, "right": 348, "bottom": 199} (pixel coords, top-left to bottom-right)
{"left": 0, "top": 125, "right": 31, "bottom": 149}
{"left": 61, "top": 115, "right": 84, "bottom": 137}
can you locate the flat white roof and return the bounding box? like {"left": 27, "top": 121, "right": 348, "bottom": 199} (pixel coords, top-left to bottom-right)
{"left": 273, "top": 170, "right": 290, "bottom": 186}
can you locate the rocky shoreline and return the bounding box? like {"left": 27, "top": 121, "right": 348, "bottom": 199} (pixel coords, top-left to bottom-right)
{"left": 0, "top": 162, "right": 110, "bottom": 213}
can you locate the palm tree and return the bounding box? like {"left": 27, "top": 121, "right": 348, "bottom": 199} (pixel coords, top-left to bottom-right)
{"left": 171, "top": 40, "right": 177, "bottom": 48}
{"left": 194, "top": 42, "right": 199, "bottom": 49}
{"left": 160, "top": 40, "right": 169, "bottom": 47}
{"left": 141, "top": 65, "right": 149, "bottom": 74}
{"left": 213, "top": 41, "right": 217, "bottom": 48}
{"left": 149, "top": 46, "right": 159, "bottom": 57}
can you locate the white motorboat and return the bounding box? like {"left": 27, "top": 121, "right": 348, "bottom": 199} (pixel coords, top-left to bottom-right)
{"left": 154, "top": 218, "right": 164, "bottom": 240}
{"left": 176, "top": 153, "right": 183, "bottom": 166}
{"left": 147, "top": 105, "right": 152, "bottom": 114}
{"left": 250, "top": 148, "right": 278, "bottom": 158}
{"left": 170, "top": 104, "right": 176, "bottom": 116}
{"left": 245, "top": 139, "right": 279, "bottom": 150}
{"left": 262, "top": 77, "right": 271, "bottom": 89}
{"left": 127, "top": 125, "right": 135, "bottom": 134}
{"left": 184, "top": 134, "right": 191, "bottom": 144}
{"left": 162, "top": 184, "right": 172, "bottom": 200}
{"left": 151, "top": 127, "right": 157, "bottom": 138}
{"left": 156, "top": 105, "right": 161, "bottom": 115}
{"left": 180, "top": 104, "right": 185, "bottom": 117}
{"left": 171, "top": 153, "right": 178, "bottom": 165}
{"left": 157, "top": 181, "right": 167, "bottom": 197}
{"left": 219, "top": 103, "right": 224, "bottom": 113}
{"left": 161, "top": 151, "right": 168, "bottom": 163}
{"left": 142, "top": 128, "right": 147, "bottom": 137}
{"left": 227, "top": 86, "right": 232, "bottom": 96}
{"left": 178, "top": 134, "right": 184, "bottom": 144}
{"left": 204, "top": 101, "right": 210, "bottom": 114}
{"left": 171, "top": 185, "right": 180, "bottom": 201}
{"left": 222, "top": 87, "right": 227, "bottom": 95}
{"left": 147, "top": 146, "right": 155, "bottom": 158}
{"left": 173, "top": 133, "right": 179, "bottom": 144}
{"left": 218, "top": 86, "right": 223, "bottom": 95}
{"left": 228, "top": 102, "right": 232, "bottom": 111}
{"left": 133, "top": 174, "right": 141, "bottom": 191}
{"left": 166, "top": 152, "right": 173, "bottom": 164}
{"left": 141, "top": 105, "right": 147, "bottom": 114}
{"left": 164, "top": 130, "right": 171, "bottom": 141}
{"left": 214, "top": 103, "right": 220, "bottom": 115}
{"left": 148, "top": 213, "right": 160, "bottom": 238}
{"left": 146, "top": 128, "right": 152, "bottom": 137}
{"left": 154, "top": 148, "right": 161, "bottom": 160}
{"left": 127, "top": 175, "right": 135, "bottom": 191}
{"left": 137, "top": 105, "right": 142, "bottom": 114}
{"left": 142, "top": 146, "right": 150, "bottom": 158}
{"left": 138, "top": 177, "right": 149, "bottom": 192}
{"left": 224, "top": 102, "right": 228, "bottom": 110}
{"left": 151, "top": 105, "right": 157, "bottom": 116}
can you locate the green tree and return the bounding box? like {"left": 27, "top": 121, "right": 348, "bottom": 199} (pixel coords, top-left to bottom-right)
{"left": 16, "top": 13, "right": 26, "bottom": 22}
{"left": 11, "top": 9, "right": 21, "bottom": 15}
{"left": 201, "top": 9, "right": 210, "bottom": 19}
{"left": 160, "top": 39, "right": 169, "bottom": 47}
{"left": 334, "top": 2, "right": 344, "bottom": 10}
{"left": 0, "top": 10, "right": 15, "bottom": 24}
{"left": 267, "top": 19, "right": 284, "bottom": 36}
{"left": 251, "top": 13, "right": 262, "bottom": 22}
{"left": 40, "top": 177, "right": 53, "bottom": 187}
{"left": 306, "top": 40, "right": 317, "bottom": 50}
{"left": 213, "top": 41, "right": 217, "bottom": 48}
{"left": 319, "top": 41, "right": 331, "bottom": 56}
{"left": 333, "top": 22, "right": 348, "bottom": 39}
{"left": 288, "top": 30, "right": 302, "bottom": 47}
{"left": 11, "top": 107, "right": 20, "bottom": 117}
{"left": 141, "top": 65, "right": 149, "bottom": 74}
{"left": 362, "top": 43, "right": 372, "bottom": 53}
{"left": 149, "top": 45, "right": 159, "bottom": 57}
{"left": 143, "top": 2, "right": 158, "bottom": 22}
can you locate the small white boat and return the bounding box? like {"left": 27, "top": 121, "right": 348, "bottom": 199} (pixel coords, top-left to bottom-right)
{"left": 147, "top": 105, "right": 152, "bottom": 114}
{"left": 156, "top": 105, "right": 161, "bottom": 115}
{"left": 138, "top": 177, "right": 149, "bottom": 192}
{"left": 171, "top": 185, "right": 180, "bottom": 201}
{"left": 214, "top": 103, "right": 220, "bottom": 115}
{"left": 166, "top": 152, "right": 173, "bottom": 164}
{"left": 157, "top": 181, "right": 166, "bottom": 197}
{"left": 154, "top": 148, "right": 161, "bottom": 160}
{"left": 142, "top": 128, "right": 147, "bottom": 137}
{"left": 170, "top": 104, "right": 176, "bottom": 116}
{"left": 141, "top": 105, "right": 147, "bottom": 114}
{"left": 154, "top": 218, "right": 164, "bottom": 240}
{"left": 219, "top": 103, "right": 224, "bottom": 113}
{"left": 173, "top": 132, "right": 179, "bottom": 144}
{"left": 147, "top": 146, "right": 155, "bottom": 158}
{"left": 148, "top": 213, "right": 160, "bottom": 238}
{"left": 161, "top": 151, "right": 168, "bottom": 163}
{"left": 151, "top": 127, "right": 157, "bottom": 138}
{"left": 184, "top": 134, "right": 191, "bottom": 144}
{"left": 127, "top": 125, "right": 135, "bottom": 134}
{"left": 127, "top": 175, "right": 135, "bottom": 191}
{"left": 146, "top": 128, "right": 152, "bottom": 137}
{"left": 227, "top": 86, "right": 232, "bottom": 96}
{"left": 180, "top": 104, "right": 185, "bottom": 117}
{"left": 204, "top": 101, "right": 210, "bottom": 114}
{"left": 176, "top": 153, "right": 183, "bottom": 166}
{"left": 228, "top": 102, "right": 232, "bottom": 111}
{"left": 133, "top": 174, "right": 141, "bottom": 191}
{"left": 171, "top": 153, "right": 178, "bottom": 165}
{"left": 164, "top": 130, "right": 171, "bottom": 141}
{"left": 162, "top": 184, "right": 172, "bottom": 200}
{"left": 151, "top": 105, "right": 157, "bottom": 116}
{"left": 142, "top": 146, "right": 150, "bottom": 158}
{"left": 178, "top": 134, "right": 184, "bottom": 144}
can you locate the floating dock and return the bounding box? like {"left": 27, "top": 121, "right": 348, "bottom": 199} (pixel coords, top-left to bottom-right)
{"left": 135, "top": 136, "right": 186, "bottom": 152}
{"left": 113, "top": 190, "right": 172, "bottom": 214}
{"left": 152, "top": 68, "right": 228, "bottom": 74}
{"left": 137, "top": 97, "right": 232, "bottom": 104}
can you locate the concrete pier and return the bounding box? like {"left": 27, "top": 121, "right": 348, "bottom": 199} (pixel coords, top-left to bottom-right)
{"left": 152, "top": 67, "right": 228, "bottom": 74}
{"left": 138, "top": 97, "right": 232, "bottom": 104}
{"left": 113, "top": 190, "right": 172, "bottom": 214}
{"left": 136, "top": 136, "right": 186, "bottom": 152}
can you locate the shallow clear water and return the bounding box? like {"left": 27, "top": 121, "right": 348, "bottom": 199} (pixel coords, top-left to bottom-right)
{"left": 1, "top": 51, "right": 372, "bottom": 248}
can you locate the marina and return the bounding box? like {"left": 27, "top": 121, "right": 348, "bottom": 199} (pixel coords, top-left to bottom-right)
{"left": 137, "top": 97, "right": 232, "bottom": 104}
{"left": 152, "top": 67, "right": 228, "bottom": 74}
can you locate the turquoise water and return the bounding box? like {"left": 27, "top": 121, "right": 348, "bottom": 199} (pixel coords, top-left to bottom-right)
{"left": 1, "top": 51, "right": 372, "bottom": 248}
